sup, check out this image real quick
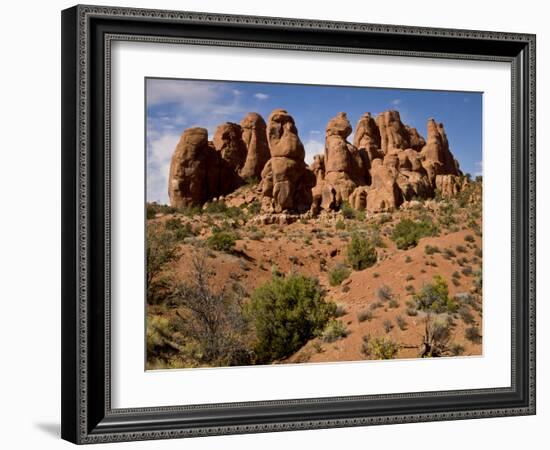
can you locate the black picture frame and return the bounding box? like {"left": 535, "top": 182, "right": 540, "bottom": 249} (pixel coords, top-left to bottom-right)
{"left": 61, "top": 4, "right": 536, "bottom": 444}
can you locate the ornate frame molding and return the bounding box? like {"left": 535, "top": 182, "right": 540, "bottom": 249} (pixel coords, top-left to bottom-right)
{"left": 61, "top": 5, "right": 536, "bottom": 444}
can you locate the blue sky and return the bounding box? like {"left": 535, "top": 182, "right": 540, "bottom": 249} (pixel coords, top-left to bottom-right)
{"left": 146, "top": 78, "right": 482, "bottom": 204}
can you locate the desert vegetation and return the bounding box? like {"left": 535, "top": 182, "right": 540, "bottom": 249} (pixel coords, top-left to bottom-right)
{"left": 146, "top": 104, "right": 482, "bottom": 368}
{"left": 146, "top": 173, "right": 482, "bottom": 368}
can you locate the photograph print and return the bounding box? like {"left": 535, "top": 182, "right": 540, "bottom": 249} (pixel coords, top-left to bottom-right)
{"left": 145, "top": 78, "right": 483, "bottom": 370}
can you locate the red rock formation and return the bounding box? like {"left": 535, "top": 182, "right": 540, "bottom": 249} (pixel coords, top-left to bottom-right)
{"left": 366, "top": 158, "right": 403, "bottom": 213}
{"left": 310, "top": 155, "right": 326, "bottom": 214}
{"left": 239, "top": 112, "right": 270, "bottom": 181}
{"left": 260, "top": 109, "right": 315, "bottom": 213}
{"left": 376, "top": 110, "right": 410, "bottom": 154}
{"left": 320, "top": 112, "right": 368, "bottom": 210}
{"left": 435, "top": 174, "right": 463, "bottom": 199}
{"left": 406, "top": 126, "right": 426, "bottom": 151}
{"left": 213, "top": 122, "right": 247, "bottom": 170}
{"left": 168, "top": 122, "right": 250, "bottom": 208}
{"left": 354, "top": 112, "right": 381, "bottom": 153}
{"left": 420, "top": 118, "right": 461, "bottom": 184}
{"left": 168, "top": 109, "right": 466, "bottom": 214}
{"left": 349, "top": 186, "right": 369, "bottom": 211}
{"left": 168, "top": 127, "right": 217, "bottom": 208}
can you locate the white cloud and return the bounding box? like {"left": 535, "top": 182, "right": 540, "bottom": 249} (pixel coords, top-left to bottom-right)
{"left": 309, "top": 130, "right": 321, "bottom": 135}
{"left": 391, "top": 99, "right": 402, "bottom": 106}
{"left": 303, "top": 139, "right": 325, "bottom": 165}
{"left": 147, "top": 79, "right": 247, "bottom": 118}
{"left": 146, "top": 131, "right": 181, "bottom": 204}
{"left": 474, "top": 160, "right": 483, "bottom": 177}
{"left": 147, "top": 80, "right": 221, "bottom": 109}
{"left": 146, "top": 80, "right": 274, "bottom": 204}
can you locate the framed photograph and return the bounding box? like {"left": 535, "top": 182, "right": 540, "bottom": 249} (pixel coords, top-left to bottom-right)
{"left": 61, "top": 4, "right": 536, "bottom": 444}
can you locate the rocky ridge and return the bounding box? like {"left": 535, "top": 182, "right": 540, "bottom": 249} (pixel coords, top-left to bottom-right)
{"left": 168, "top": 108, "right": 467, "bottom": 213}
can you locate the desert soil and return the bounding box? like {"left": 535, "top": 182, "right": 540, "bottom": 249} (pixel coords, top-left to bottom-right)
{"left": 148, "top": 190, "right": 482, "bottom": 365}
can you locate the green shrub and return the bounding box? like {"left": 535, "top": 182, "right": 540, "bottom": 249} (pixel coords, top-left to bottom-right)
{"left": 204, "top": 201, "right": 228, "bottom": 214}
{"left": 334, "top": 304, "right": 347, "bottom": 317}
{"left": 248, "top": 228, "right": 265, "bottom": 241}
{"left": 362, "top": 335, "right": 400, "bottom": 359}
{"left": 464, "top": 234, "right": 475, "bottom": 243}
{"left": 147, "top": 205, "right": 157, "bottom": 220}
{"left": 335, "top": 219, "right": 346, "bottom": 230}
{"left": 424, "top": 245, "right": 440, "bottom": 255}
{"left": 357, "top": 309, "right": 373, "bottom": 322}
{"left": 383, "top": 319, "right": 393, "bottom": 333}
{"left": 413, "top": 275, "right": 457, "bottom": 314}
{"left": 443, "top": 247, "right": 456, "bottom": 259}
{"left": 146, "top": 223, "right": 179, "bottom": 304}
{"left": 396, "top": 315, "right": 407, "bottom": 330}
{"left": 391, "top": 219, "right": 439, "bottom": 250}
{"left": 164, "top": 217, "right": 182, "bottom": 231}
{"left": 205, "top": 201, "right": 244, "bottom": 219}
{"left": 321, "top": 319, "right": 349, "bottom": 343}
{"left": 420, "top": 315, "right": 453, "bottom": 358}
{"left": 456, "top": 245, "right": 467, "bottom": 253}
{"left": 146, "top": 202, "right": 178, "bottom": 219}
{"left": 347, "top": 233, "right": 377, "bottom": 270}
{"left": 377, "top": 284, "right": 393, "bottom": 302}
{"left": 164, "top": 218, "right": 194, "bottom": 240}
{"left": 247, "top": 200, "right": 261, "bottom": 215}
{"left": 458, "top": 306, "right": 475, "bottom": 324}
{"left": 465, "top": 326, "right": 482, "bottom": 343}
{"left": 450, "top": 343, "right": 465, "bottom": 356}
{"left": 206, "top": 229, "right": 238, "bottom": 252}
{"left": 328, "top": 264, "right": 351, "bottom": 286}
{"left": 473, "top": 270, "right": 482, "bottom": 294}
{"left": 169, "top": 252, "right": 253, "bottom": 366}
{"left": 406, "top": 307, "right": 418, "bottom": 317}
{"left": 247, "top": 274, "right": 336, "bottom": 362}
{"left": 340, "top": 202, "right": 356, "bottom": 219}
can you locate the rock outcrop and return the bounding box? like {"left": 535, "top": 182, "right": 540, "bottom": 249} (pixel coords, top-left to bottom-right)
{"left": 435, "top": 174, "right": 463, "bottom": 199}
{"left": 212, "top": 122, "right": 248, "bottom": 195}
{"left": 365, "top": 158, "right": 403, "bottom": 213}
{"left": 354, "top": 112, "right": 381, "bottom": 157}
{"left": 168, "top": 127, "right": 217, "bottom": 208}
{"left": 239, "top": 112, "right": 270, "bottom": 181}
{"left": 317, "top": 112, "right": 369, "bottom": 210}
{"left": 420, "top": 118, "right": 461, "bottom": 184}
{"left": 168, "top": 108, "right": 465, "bottom": 215}
{"left": 168, "top": 121, "right": 249, "bottom": 208}
{"left": 376, "top": 110, "right": 411, "bottom": 154}
{"left": 259, "top": 109, "right": 316, "bottom": 213}
{"left": 319, "top": 112, "right": 462, "bottom": 213}
{"left": 310, "top": 155, "right": 326, "bottom": 214}
{"left": 406, "top": 126, "right": 426, "bottom": 151}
